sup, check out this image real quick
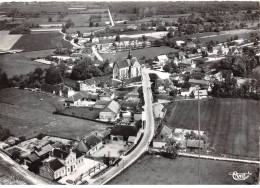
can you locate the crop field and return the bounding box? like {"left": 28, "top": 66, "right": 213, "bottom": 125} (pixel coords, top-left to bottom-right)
{"left": 0, "top": 88, "right": 108, "bottom": 140}
{"left": 11, "top": 33, "right": 72, "bottom": 51}
{"left": 0, "top": 31, "right": 22, "bottom": 51}
{"left": 102, "top": 46, "right": 179, "bottom": 62}
{"left": 0, "top": 49, "right": 54, "bottom": 77}
{"left": 109, "top": 155, "right": 259, "bottom": 185}
{"left": 163, "top": 98, "right": 260, "bottom": 160}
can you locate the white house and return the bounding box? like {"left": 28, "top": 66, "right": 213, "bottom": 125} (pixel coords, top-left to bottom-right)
{"left": 154, "top": 55, "right": 169, "bottom": 66}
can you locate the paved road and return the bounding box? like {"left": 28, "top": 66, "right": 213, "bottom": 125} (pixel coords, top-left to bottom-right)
{"left": 89, "top": 68, "right": 155, "bottom": 185}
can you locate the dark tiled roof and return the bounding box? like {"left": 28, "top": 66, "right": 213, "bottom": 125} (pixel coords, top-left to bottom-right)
{"left": 72, "top": 149, "right": 84, "bottom": 158}
{"left": 35, "top": 144, "right": 53, "bottom": 157}
{"left": 26, "top": 153, "right": 40, "bottom": 162}
{"left": 77, "top": 134, "right": 102, "bottom": 153}
{"left": 48, "top": 159, "right": 64, "bottom": 171}
{"left": 52, "top": 148, "right": 70, "bottom": 159}
{"left": 110, "top": 126, "right": 138, "bottom": 137}
{"left": 188, "top": 79, "right": 208, "bottom": 85}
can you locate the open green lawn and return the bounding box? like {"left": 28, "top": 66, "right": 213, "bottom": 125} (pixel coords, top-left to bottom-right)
{"left": 0, "top": 88, "right": 108, "bottom": 140}
{"left": 109, "top": 155, "right": 259, "bottom": 185}
{"left": 11, "top": 33, "right": 72, "bottom": 51}
{"left": 163, "top": 98, "right": 260, "bottom": 160}
{"left": 101, "top": 46, "right": 179, "bottom": 62}
{"left": 0, "top": 50, "right": 54, "bottom": 78}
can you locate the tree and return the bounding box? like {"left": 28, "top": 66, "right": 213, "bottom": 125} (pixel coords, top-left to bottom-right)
{"left": 167, "top": 30, "right": 174, "bottom": 38}
{"left": 74, "top": 38, "right": 79, "bottom": 43}
{"left": 48, "top": 16, "right": 52, "bottom": 22}
{"left": 45, "top": 66, "right": 63, "bottom": 85}
{"left": 115, "top": 34, "right": 120, "bottom": 42}
{"left": 89, "top": 22, "right": 94, "bottom": 27}
{"left": 189, "top": 91, "right": 195, "bottom": 98}
{"left": 169, "top": 89, "right": 177, "bottom": 97}
{"left": 34, "top": 68, "right": 43, "bottom": 77}
{"left": 11, "top": 150, "right": 21, "bottom": 161}
{"left": 142, "top": 35, "right": 147, "bottom": 41}
{"left": 163, "top": 64, "right": 170, "bottom": 72}
{"left": 135, "top": 120, "right": 142, "bottom": 130}
{"left": 0, "top": 72, "right": 9, "bottom": 87}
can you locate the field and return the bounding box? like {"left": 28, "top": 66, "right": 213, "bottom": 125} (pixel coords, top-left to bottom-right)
{"left": 0, "top": 50, "right": 54, "bottom": 77}
{"left": 101, "top": 46, "right": 179, "bottom": 62}
{"left": 109, "top": 155, "right": 259, "bottom": 185}
{"left": 0, "top": 88, "right": 108, "bottom": 140}
{"left": 11, "top": 33, "right": 72, "bottom": 51}
{"left": 163, "top": 98, "right": 260, "bottom": 160}
{"left": 66, "top": 26, "right": 105, "bottom": 34}
{"left": 61, "top": 14, "right": 107, "bottom": 27}
{"left": 0, "top": 31, "right": 22, "bottom": 51}
{"left": 61, "top": 107, "right": 101, "bottom": 120}
{"left": 0, "top": 156, "right": 31, "bottom": 185}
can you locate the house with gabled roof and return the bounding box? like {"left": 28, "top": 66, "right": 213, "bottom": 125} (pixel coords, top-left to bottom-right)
{"left": 99, "top": 100, "right": 120, "bottom": 121}
{"left": 113, "top": 49, "right": 142, "bottom": 79}
{"left": 39, "top": 158, "right": 66, "bottom": 181}
{"left": 110, "top": 125, "right": 138, "bottom": 142}
{"left": 154, "top": 55, "right": 169, "bottom": 66}
{"left": 77, "top": 134, "right": 103, "bottom": 155}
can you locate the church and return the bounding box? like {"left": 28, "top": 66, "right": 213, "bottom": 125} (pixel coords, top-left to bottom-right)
{"left": 113, "top": 49, "right": 142, "bottom": 80}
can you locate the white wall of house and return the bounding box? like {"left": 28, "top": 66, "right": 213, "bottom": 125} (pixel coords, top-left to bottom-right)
{"left": 99, "top": 111, "right": 116, "bottom": 121}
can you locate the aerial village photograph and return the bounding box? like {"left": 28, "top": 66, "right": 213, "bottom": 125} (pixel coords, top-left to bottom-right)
{"left": 0, "top": 0, "right": 259, "bottom": 185}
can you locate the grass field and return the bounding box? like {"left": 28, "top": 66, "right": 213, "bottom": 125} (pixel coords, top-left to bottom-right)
{"left": 0, "top": 156, "right": 31, "bottom": 185}
{"left": 62, "top": 107, "right": 101, "bottom": 120}
{"left": 0, "top": 88, "right": 108, "bottom": 140}
{"left": 0, "top": 30, "right": 22, "bottom": 51}
{"left": 109, "top": 155, "right": 259, "bottom": 185}
{"left": 101, "top": 46, "right": 179, "bottom": 62}
{"left": 11, "top": 33, "right": 72, "bottom": 51}
{"left": 163, "top": 98, "right": 260, "bottom": 160}
{"left": 0, "top": 49, "right": 54, "bottom": 77}
{"left": 66, "top": 26, "right": 105, "bottom": 33}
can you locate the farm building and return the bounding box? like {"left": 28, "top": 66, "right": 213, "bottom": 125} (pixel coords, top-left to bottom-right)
{"left": 110, "top": 125, "right": 138, "bottom": 142}
{"left": 186, "top": 139, "right": 205, "bottom": 153}
{"left": 39, "top": 158, "right": 66, "bottom": 181}
{"left": 154, "top": 55, "right": 169, "bottom": 66}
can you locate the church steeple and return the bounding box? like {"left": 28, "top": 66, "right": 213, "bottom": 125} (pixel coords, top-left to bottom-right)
{"left": 127, "top": 46, "right": 132, "bottom": 59}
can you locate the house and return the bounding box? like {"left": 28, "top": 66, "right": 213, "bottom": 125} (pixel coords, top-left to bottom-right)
{"left": 99, "top": 100, "right": 120, "bottom": 121}
{"left": 50, "top": 148, "right": 84, "bottom": 176}
{"left": 24, "top": 153, "right": 40, "bottom": 167}
{"left": 34, "top": 144, "right": 53, "bottom": 160}
{"left": 77, "top": 79, "right": 97, "bottom": 92}
{"left": 178, "top": 59, "right": 196, "bottom": 69}
{"left": 113, "top": 49, "right": 142, "bottom": 79}
{"left": 94, "top": 100, "right": 110, "bottom": 109}
{"left": 188, "top": 79, "right": 209, "bottom": 89}
{"left": 77, "top": 134, "right": 103, "bottom": 155}
{"left": 189, "top": 88, "right": 208, "bottom": 99}
{"left": 234, "top": 77, "right": 252, "bottom": 88}
{"left": 126, "top": 24, "right": 138, "bottom": 30}
{"left": 180, "top": 88, "right": 190, "bottom": 97}
{"left": 154, "top": 55, "right": 169, "bottom": 66}
{"left": 99, "top": 89, "right": 114, "bottom": 101}
{"left": 60, "top": 86, "right": 75, "bottom": 98}
{"left": 186, "top": 139, "right": 205, "bottom": 153}
{"left": 110, "top": 125, "right": 138, "bottom": 142}
{"left": 4, "top": 136, "right": 19, "bottom": 146}
{"left": 39, "top": 158, "right": 66, "bottom": 181}
{"left": 65, "top": 91, "right": 91, "bottom": 107}
{"left": 227, "top": 47, "right": 241, "bottom": 56}
{"left": 155, "top": 125, "right": 173, "bottom": 141}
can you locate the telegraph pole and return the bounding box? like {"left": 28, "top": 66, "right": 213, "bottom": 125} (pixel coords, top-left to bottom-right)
{"left": 197, "top": 86, "right": 201, "bottom": 184}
